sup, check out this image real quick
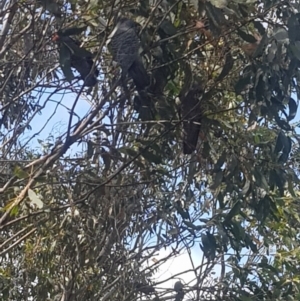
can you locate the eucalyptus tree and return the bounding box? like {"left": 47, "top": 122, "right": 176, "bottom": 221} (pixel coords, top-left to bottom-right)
{"left": 1, "top": 0, "right": 300, "bottom": 300}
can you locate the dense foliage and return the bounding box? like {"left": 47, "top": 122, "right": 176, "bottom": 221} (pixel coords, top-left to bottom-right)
{"left": 1, "top": 0, "right": 300, "bottom": 300}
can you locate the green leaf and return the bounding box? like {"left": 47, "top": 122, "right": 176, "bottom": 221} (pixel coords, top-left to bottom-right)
{"left": 237, "top": 29, "right": 257, "bottom": 43}
{"left": 240, "top": 296, "right": 255, "bottom": 301}
{"left": 141, "top": 149, "right": 162, "bottom": 165}
{"left": 14, "top": 165, "right": 28, "bottom": 179}
{"left": 216, "top": 52, "right": 234, "bottom": 81}
{"left": 159, "top": 20, "right": 177, "bottom": 36}
{"left": 232, "top": 0, "right": 256, "bottom": 3}
{"left": 214, "top": 152, "right": 227, "bottom": 170}
{"left": 287, "top": 174, "right": 297, "bottom": 198}
{"left": 176, "top": 206, "right": 190, "bottom": 220}
{"left": 255, "top": 75, "right": 265, "bottom": 102}
{"left": 10, "top": 205, "right": 19, "bottom": 217}
{"left": 59, "top": 44, "right": 74, "bottom": 82}
{"left": 275, "top": 116, "right": 291, "bottom": 131}
{"left": 244, "top": 234, "right": 257, "bottom": 253}
{"left": 38, "top": 0, "right": 61, "bottom": 17}
{"left": 235, "top": 73, "right": 252, "bottom": 94}
{"left": 258, "top": 260, "right": 279, "bottom": 274}
{"left": 238, "top": 4, "right": 249, "bottom": 17}
{"left": 274, "top": 131, "right": 291, "bottom": 163}
{"left": 274, "top": 169, "right": 286, "bottom": 197}
{"left": 183, "top": 220, "right": 205, "bottom": 230}
{"left": 273, "top": 27, "right": 289, "bottom": 43}
{"left": 269, "top": 169, "right": 286, "bottom": 196}
{"left": 252, "top": 33, "right": 268, "bottom": 58}
{"left": 205, "top": 2, "right": 226, "bottom": 29}
{"left": 253, "top": 21, "right": 266, "bottom": 36}
{"left": 210, "top": 171, "right": 223, "bottom": 190}
{"left": 224, "top": 201, "right": 242, "bottom": 222}
{"left": 253, "top": 168, "right": 269, "bottom": 192}
{"left": 288, "top": 97, "right": 297, "bottom": 121}
{"left": 179, "top": 62, "right": 193, "bottom": 97}
{"left": 119, "top": 147, "right": 139, "bottom": 157}
{"left": 28, "top": 189, "right": 44, "bottom": 209}
{"left": 225, "top": 154, "right": 238, "bottom": 178}
{"left": 59, "top": 26, "right": 87, "bottom": 37}
{"left": 267, "top": 40, "right": 277, "bottom": 62}
{"left": 241, "top": 178, "right": 251, "bottom": 195}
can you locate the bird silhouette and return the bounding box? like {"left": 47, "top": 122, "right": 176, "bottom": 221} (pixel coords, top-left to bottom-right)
{"left": 107, "top": 17, "right": 150, "bottom": 91}
{"left": 52, "top": 33, "right": 99, "bottom": 87}
{"left": 180, "top": 83, "right": 204, "bottom": 154}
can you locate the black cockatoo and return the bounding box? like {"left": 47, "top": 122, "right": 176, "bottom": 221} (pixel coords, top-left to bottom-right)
{"left": 180, "top": 83, "right": 204, "bottom": 154}
{"left": 52, "top": 33, "right": 99, "bottom": 87}
{"left": 70, "top": 52, "right": 99, "bottom": 87}
{"left": 107, "top": 17, "right": 150, "bottom": 91}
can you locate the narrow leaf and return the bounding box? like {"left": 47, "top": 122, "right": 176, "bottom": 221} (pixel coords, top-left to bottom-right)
{"left": 141, "top": 150, "right": 162, "bottom": 165}
{"left": 38, "top": 0, "right": 61, "bottom": 17}
{"left": 253, "top": 21, "right": 266, "bottom": 36}
{"left": 216, "top": 52, "right": 234, "bottom": 81}
{"left": 253, "top": 168, "right": 269, "bottom": 192}
{"left": 210, "top": 171, "right": 223, "bottom": 190}
{"left": 224, "top": 201, "right": 242, "bottom": 223}
{"left": 275, "top": 116, "right": 291, "bottom": 131}
{"left": 14, "top": 165, "right": 28, "bottom": 179}
{"left": 235, "top": 74, "right": 252, "bottom": 94}
{"left": 273, "top": 27, "right": 289, "bottom": 43}
{"left": 237, "top": 29, "right": 257, "bottom": 43}
{"left": 288, "top": 97, "right": 297, "bottom": 121}
{"left": 159, "top": 20, "right": 177, "bottom": 36}
{"left": 28, "top": 189, "right": 44, "bottom": 209}
{"left": 274, "top": 131, "right": 291, "bottom": 163}
{"left": 59, "top": 26, "right": 87, "bottom": 37}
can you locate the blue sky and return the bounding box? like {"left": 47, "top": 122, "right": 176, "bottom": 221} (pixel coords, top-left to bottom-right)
{"left": 23, "top": 89, "right": 90, "bottom": 154}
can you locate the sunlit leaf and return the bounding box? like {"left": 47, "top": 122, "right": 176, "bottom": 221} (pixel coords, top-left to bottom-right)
{"left": 241, "top": 178, "right": 251, "bottom": 195}
{"left": 273, "top": 27, "right": 289, "bottom": 43}
{"left": 119, "top": 147, "right": 139, "bottom": 157}
{"left": 253, "top": 168, "right": 269, "bottom": 192}
{"left": 14, "top": 165, "right": 28, "bottom": 179}
{"left": 28, "top": 189, "right": 44, "bottom": 209}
